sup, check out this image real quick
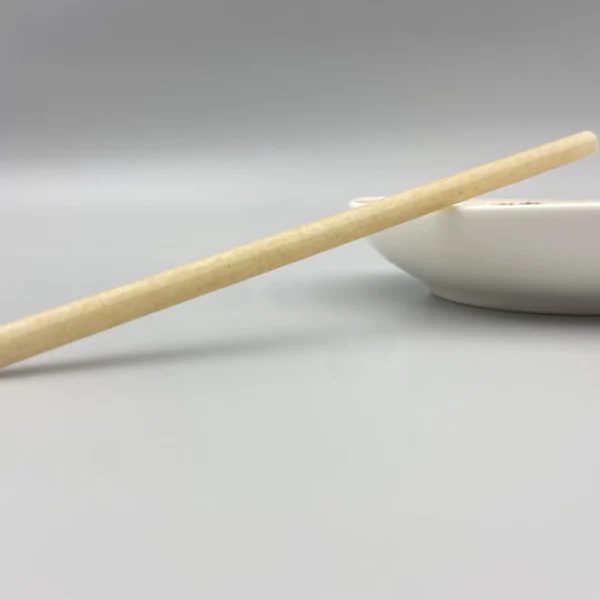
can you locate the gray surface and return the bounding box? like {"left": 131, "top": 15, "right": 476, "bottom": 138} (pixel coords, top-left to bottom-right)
{"left": 3, "top": 0, "right": 600, "bottom": 597}
{"left": 2, "top": 202, "right": 600, "bottom": 599}
{"left": 1, "top": 0, "right": 600, "bottom": 163}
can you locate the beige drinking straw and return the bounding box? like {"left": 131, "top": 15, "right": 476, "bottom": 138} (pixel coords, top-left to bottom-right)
{"left": 0, "top": 131, "right": 597, "bottom": 369}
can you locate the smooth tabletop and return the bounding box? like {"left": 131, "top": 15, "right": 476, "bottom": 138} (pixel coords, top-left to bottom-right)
{"left": 2, "top": 202, "right": 600, "bottom": 599}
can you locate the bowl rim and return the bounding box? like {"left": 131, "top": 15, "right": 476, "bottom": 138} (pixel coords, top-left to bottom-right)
{"left": 349, "top": 197, "right": 600, "bottom": 210}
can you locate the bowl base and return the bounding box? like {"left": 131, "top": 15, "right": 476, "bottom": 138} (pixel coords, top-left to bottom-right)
{"left": 431, "top": 288, "right": 600, "bottom": 316}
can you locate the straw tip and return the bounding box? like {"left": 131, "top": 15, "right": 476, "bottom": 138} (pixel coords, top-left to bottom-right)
{"left": 577, "top": 130, "right": 599, "bottom": 150}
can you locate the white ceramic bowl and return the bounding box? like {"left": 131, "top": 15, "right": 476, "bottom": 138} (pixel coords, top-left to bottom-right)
{"left": 350, "top": 197, "right": 600, "bottom": 315}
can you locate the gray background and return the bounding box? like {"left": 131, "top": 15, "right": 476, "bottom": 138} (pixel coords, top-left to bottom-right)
{"left": 2, "top": 1, "right": 600, "bottom": 598}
